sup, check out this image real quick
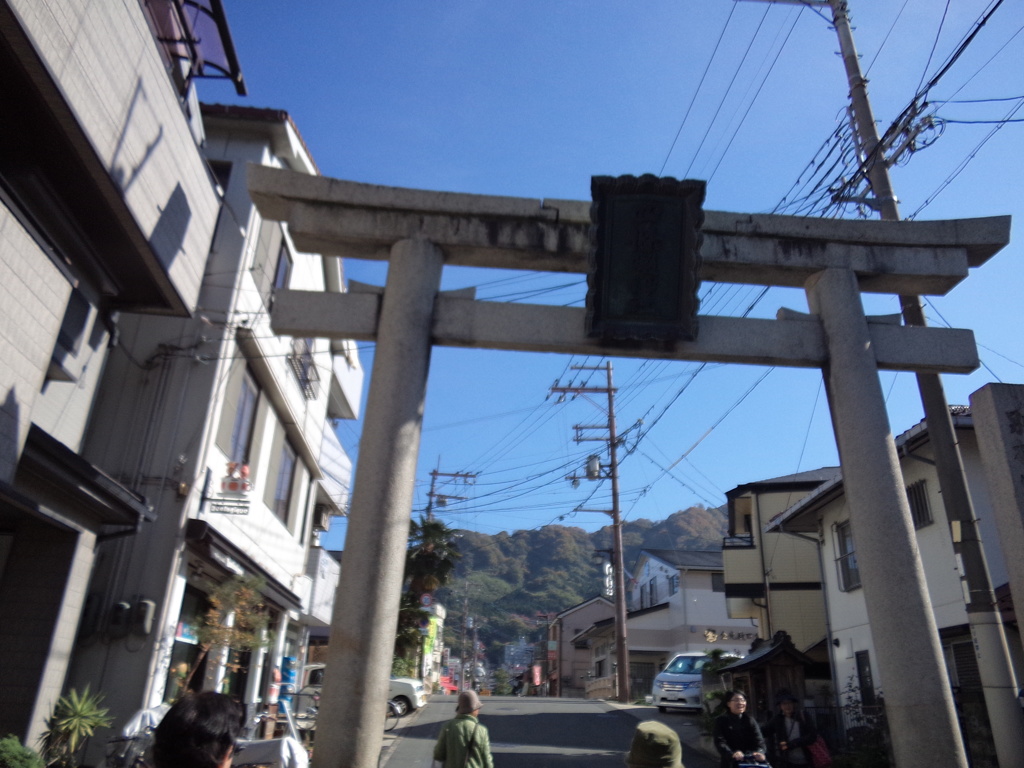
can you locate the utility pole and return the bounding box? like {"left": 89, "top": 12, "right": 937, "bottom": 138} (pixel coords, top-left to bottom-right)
{"left": 739, "top": 1, "right": 1024, "bottom": 765}
{"left": 553, "top": 361, "right": 630, "bottom": 704}
{"left": 425, "top": 465, "right": 477, "bottom": 521}
{"left": 458, "top": 585, "right": 471, "bottom": 691}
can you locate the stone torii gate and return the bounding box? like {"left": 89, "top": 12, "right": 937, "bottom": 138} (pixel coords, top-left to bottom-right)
{"left": 249, "top": 165, "right": 1009, "bottom": 768}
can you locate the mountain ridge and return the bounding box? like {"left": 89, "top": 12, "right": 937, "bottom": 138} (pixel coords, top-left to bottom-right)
{"left": 436, "top": 504, "right": 727, "bottom": 663}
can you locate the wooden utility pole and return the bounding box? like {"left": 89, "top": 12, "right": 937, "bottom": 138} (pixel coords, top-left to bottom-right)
{"left": 830, "top": 3, "right": 1024, "bottom": 764}
{"left": 425, "top": 466, "right": 478, "bottom": 521}
{"left": 553, "top": 361, "right": 630, "bottom": 704}
{"left": 740, "top": 1, "right": 1024, "bottom": 765}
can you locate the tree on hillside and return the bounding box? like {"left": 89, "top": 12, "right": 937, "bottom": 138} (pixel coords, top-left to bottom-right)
{"left": 439, "top": 508, "right": 728, "bottom": 662}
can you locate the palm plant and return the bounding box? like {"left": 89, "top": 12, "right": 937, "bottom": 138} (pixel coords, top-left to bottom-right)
{"left": 406, "top": 516, "right": 461, "bottom": 594}
{"left": 38, "top": 687, "right": 112, "bottom": 768}
{"left": 394, "top": 516, "right": 461, "bottom": 660}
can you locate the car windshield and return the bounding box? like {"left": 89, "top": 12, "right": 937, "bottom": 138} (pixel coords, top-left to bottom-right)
{"left": 664, "top": 656, "right": 707, "bottom": 674}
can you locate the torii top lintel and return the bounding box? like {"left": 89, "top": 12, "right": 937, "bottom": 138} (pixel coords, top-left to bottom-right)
{"left": 249, "top": 164, "right": 1009, "bottom": 296}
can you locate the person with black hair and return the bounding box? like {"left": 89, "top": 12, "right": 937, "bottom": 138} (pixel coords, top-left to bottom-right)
{"left": 152, "top": 692, "right": 243, "bottom": 768}
{"left": 763, "top": 695, "right": 817, "bottom": 766}
{"left": 713, "top": 690, "right": 767, "bottom": 768}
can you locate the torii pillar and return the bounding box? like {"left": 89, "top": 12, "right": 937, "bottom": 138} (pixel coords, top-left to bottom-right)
{"left": 249, "top": 164, "right": 1011, "bottom": 768}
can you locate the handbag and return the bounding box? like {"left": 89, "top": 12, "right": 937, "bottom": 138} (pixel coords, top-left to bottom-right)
{"left": 806, "top": 735, "right": 831, "bottom": 768}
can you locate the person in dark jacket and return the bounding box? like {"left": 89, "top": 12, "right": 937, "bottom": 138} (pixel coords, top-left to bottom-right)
{"left": 713, "top": 690, "right": 767, "bottom": 768}
{"left": 763, "top": 695, "right": 817, "bottom": 766}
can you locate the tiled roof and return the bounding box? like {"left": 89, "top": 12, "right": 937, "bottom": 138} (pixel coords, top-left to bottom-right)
{"left": 642, "top": 549, "right": 723, "bottom": 569}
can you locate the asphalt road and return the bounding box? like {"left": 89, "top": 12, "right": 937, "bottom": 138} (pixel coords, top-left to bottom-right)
{"left": 381, "top": 695, "right": 719, "bottom": 768}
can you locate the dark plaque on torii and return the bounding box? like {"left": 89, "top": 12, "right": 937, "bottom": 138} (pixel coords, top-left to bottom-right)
{"left": 587, "top": 174, "right": 705, "bottom": 344}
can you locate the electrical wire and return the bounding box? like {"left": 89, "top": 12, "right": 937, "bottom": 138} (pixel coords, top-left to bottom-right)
{"left": 659, "top": 1, "right": 739, "bottom": 176}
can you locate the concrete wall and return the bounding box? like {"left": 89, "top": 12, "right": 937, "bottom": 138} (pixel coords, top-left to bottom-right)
{"left": 9, "top": 0, "right": 219, "bottom": 308}
{"left": 0, "top": 215, "right": 70, "bottom": 484}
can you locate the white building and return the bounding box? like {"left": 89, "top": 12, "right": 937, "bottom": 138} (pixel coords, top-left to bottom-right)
{"left": 578, "top": 549, "right": 757, "bottom": 699}
{"left": 74, "top": 103, "right": 362, "bottom": 733}
{"left": 766, "top": 410, "right": 1021, "bottom": 765}
{"left": 628, "top": 549, "right": 758, "bottom": 654}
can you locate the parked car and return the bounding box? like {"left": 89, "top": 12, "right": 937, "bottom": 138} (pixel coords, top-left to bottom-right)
{"left": 652, "top": 652, "right": 710, "bottom": 712}
{"left": 298, "top": 664, "right": 428, "bottom": 715}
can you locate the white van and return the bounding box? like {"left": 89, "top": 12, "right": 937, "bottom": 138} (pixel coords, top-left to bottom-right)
{"left": 652, "top": 652, "right": 709, "bottom": 712}
{"left": 298, "top": 664, "right": 428, "bottom": 715}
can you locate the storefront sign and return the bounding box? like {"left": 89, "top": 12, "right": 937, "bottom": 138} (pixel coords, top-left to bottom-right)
{"left": 209, "top": 498, "right": 251, "bottom": 515}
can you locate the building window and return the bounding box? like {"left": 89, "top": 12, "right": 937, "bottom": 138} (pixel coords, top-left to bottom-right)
{"left": 273, "top": 243, "right": 292, "bottom": 293}
{"left": 208, "top": 160, "right": 232, "bottom": 192}
{"left": 229, "top": 371, "right": 259, "bottom": 464}
{"left": 56, "top": 288, "right": 91, "bottom": 356}
{"left": 951, "top": 641, "right": 981, "bottom": 690}
{"left": 906, "top": 479, "right": 933, "bottom": 528}
{"left": 711, "top": 572, "right": 725, "bottom": 593}
{"left": 648, "top": 578, "right": 658, "bottom": 605}
{"left": 855, "top": 650, "right": 876, "bottom": 706}
{"left": 252, "top": 221, "right": 285, "bottom": 306}
{"left": 668, "top": 574, "right": 679, "bottom": 595}
{"left": 835, "top": 521, "right": 861, "bottom": 591}
{"left": 272, "top": 440, "right": 297, "bottom": 523}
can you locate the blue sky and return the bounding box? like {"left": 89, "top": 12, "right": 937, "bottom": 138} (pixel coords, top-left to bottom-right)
{"left": 206, "top": 1, "right": 1024, "bottom": 544}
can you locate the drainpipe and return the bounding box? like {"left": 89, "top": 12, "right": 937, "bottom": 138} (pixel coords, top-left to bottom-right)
{"left": 777, "top": 523, "right": 845, "bottom": 745}
{"left": 754, "top": 494, "right": 772, "bottom": 636}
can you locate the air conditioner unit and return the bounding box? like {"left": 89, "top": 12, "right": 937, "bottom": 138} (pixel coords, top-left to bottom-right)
{"left": 313, "top": 504, "right": 331, "bottom": 532}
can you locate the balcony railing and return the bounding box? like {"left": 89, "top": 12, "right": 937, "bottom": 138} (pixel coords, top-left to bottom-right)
{"left": 288, "top": 338, "right": 320, "bottom": 400}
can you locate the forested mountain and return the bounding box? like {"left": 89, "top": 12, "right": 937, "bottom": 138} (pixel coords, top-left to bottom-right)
{"left": 435, "top": 505, "right": 726, "bottom": 664}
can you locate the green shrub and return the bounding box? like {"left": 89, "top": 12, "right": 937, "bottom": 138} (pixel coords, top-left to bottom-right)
{"left": 0, "top": 735, "right": 44, "bottom": 768}
{"left": 391, "top": 657, "right": 417, "bottom": 678}
{"left": 492, "top": 669, "right": 512, "bottom": 695}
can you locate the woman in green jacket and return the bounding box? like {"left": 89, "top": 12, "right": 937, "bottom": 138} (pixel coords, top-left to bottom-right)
{"left": 433, "top": 690, "right": 494, "bottom": 768}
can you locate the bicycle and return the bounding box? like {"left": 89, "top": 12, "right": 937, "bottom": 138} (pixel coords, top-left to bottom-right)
{"left": 384, "top": 699, "right": 402, "bottom": 732}
{"left": 104, "top": 729, "right": 153, "bottom": 768}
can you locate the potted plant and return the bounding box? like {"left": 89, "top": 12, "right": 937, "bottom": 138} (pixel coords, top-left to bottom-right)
{"left": 38, "top": 687, "right": 112, "bottom": 768}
